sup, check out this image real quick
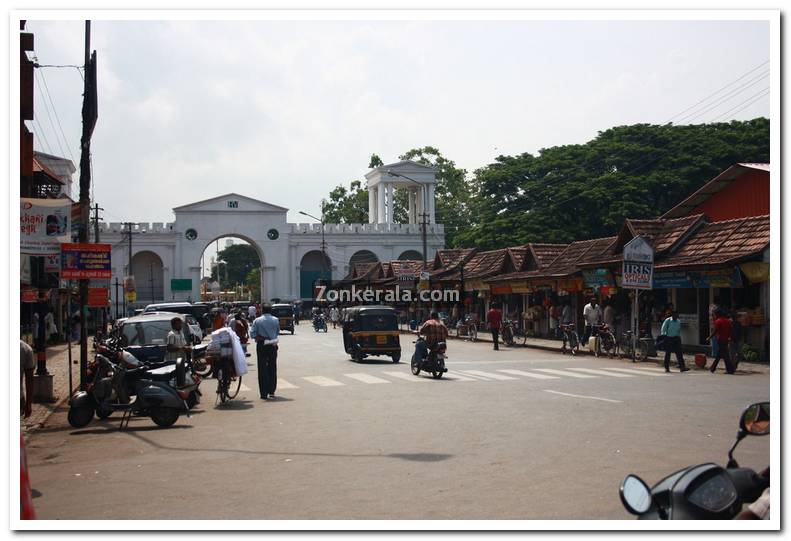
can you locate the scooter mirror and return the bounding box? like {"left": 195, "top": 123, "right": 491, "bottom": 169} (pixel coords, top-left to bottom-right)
{"left": 740, "top": 401, "right": 770, "bottom": 436}
{"left": 620, "top": 474, "right": 652, "bottom": 515}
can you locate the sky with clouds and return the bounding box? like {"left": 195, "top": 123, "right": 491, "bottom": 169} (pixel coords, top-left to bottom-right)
{"left": 26, "top": 18, "right": 769, "bottom": 231}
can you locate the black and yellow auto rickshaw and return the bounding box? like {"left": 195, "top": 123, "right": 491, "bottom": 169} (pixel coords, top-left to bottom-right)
{"left": 271, "top": 303, "right": 295, "bottom": 334}
{"left": 342, "top": 306, "right": 401, "bottom": 363}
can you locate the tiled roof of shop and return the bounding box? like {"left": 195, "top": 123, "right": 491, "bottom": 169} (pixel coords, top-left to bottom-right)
{"left": 432, "top": 248, "right": 477, "bottom": 270}
{"left": 529, "top": 243, "right": 570, "bottom": 268}
{"left": 655, "top": 215, "right": 769, "bottom": 270}
{"left": 541, "top": 237, "right": 617, "bottom": 276}
{"left": 435, "top": 248, "right": 509, "bottom": 281}
{"left": 507, "top": 246, "right": 529, "bottom": 270}
{"left": 388, "top": 259, "right": 424, "bottom": 276}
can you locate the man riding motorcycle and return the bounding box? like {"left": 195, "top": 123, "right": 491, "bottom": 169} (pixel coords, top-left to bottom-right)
{"left": 415, "top": 311, "right": 449, "bottom": 362}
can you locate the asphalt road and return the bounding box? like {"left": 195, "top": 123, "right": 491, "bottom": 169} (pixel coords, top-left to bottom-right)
{"left": 27, "top": 325, "right": 770, "bottom": 520}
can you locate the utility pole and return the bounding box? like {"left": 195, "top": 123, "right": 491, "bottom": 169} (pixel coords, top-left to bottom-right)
{"left": 91, "top": 203, "right": 103, "bottom": 243}
{"left": 113, "top": 277, "right": 120, "bottom": 319}
{"left": 77, "top": 20, "right": 98, "bottom": 390}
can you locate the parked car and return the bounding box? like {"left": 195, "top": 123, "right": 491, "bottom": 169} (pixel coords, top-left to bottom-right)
{"left": 144, "top": 302, "right": 211, "bottom": 333}
{"left": 117, "top": 312, "right": 199, "bottom": 364}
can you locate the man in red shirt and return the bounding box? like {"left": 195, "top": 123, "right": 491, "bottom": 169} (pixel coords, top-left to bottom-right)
{"left": 708, "top": 309, "right": 735, "bottom": 374}
{"left": 486, "top": 304, "right": 503, "bottom": 351}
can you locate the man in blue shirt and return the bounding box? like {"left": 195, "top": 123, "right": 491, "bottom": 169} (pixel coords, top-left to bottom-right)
{"left": 250, "top": 303, "right": 281, "bottom": 399}
{"left": 660, "top": 311, "right": 689, "bottom": 373}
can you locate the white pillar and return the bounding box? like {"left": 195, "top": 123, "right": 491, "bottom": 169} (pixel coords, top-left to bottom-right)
{"left": 408, "top": 189, "right": 415, "bottom": 224}
{"left": 368, "top": 186, "right": 376, "bottom": 224}
{"left": 377, "top": 184, "right": 386, "bottom": 224}
{"left": 427, "top": 183, "right": 436, "bottom": 224}
{"left": 386, "top": 183, "right": 394, "bottom": 224}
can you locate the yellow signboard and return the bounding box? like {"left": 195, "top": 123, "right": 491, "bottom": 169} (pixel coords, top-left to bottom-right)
{"left": 740, "top": 262, "right": 769, "bottom": 283}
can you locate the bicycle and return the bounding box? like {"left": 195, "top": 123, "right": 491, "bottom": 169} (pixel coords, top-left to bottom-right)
{"left": 208, "top": 356, "right": 242, "bottom": 404}
{"left": 456, "top": 317, "right": 478, "bottom": 342}
{"left": 595, "top": 323, "right": 617, "bottom": 358}
{"left": 618, "top": 331, "right": 651, "bottom": 362}
{"left": 501, "top": 320, "right": 516, "bottom": 346}
{"left": 559, "top": 324, "right": 580, "bottom": 356}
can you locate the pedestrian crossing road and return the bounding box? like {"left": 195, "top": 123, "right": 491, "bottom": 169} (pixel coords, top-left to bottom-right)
{"left": 237, "top": 365, "right": 674, "bottom": 392}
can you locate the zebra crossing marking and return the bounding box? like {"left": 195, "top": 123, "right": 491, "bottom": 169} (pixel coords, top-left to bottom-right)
{"left": 443, "top": 372, "right": 480, "bottom": 382}
{"left": 301, "top": 376, "right": 345, "bottom": 387}
{"left": 382, "top": 371, "right": 431, "bottom": 382}
{"left": 344, "top": 373, "right": 391, "bottom": 384}
{"left": 459, "top": 370, "right": 518, "bottom": 381}
{"left": 533, "top": 368, "right": 598, "bottom": 379}
{"left": 497, "top": 369, "right": 560, "bottom": 380}
{"left": 602, "top": 367, "right": 669, "bottom": 377}
{"left": 543, "top": 390, "right": 623, "bottom": 404}
{"left": 277, "top": 378, "right": 299, "bottom": 389}
{"left": 567, "top": 367, "right": 634, "bottom": 378}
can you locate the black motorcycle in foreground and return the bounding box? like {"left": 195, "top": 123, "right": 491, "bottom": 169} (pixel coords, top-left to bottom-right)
{"left": 68, "top": 352, "right": 190, "bottom": 429}
{"left": 411, "top": 337, "right": 448, "bottom": 379}
{"left": 620, "top": 401, "right": 769, "bottom": 520}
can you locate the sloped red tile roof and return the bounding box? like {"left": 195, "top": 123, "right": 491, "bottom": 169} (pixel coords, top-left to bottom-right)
{"left": 435, "top": 248, "right": 509, "bottom": 281}
{"left": 507, "top": 246, "right": 529, "bottom": 271}
{"left": 655, "top": 215, "right": 769, "bottom": 270}
{"left": 487, "top": 238, "right": 614, "bottom": 282}
{"left": 433, "top": 248, "right": 477, "bottom": 270}
{"left": 529, "top": 243, "right": 569, "bottom": 269}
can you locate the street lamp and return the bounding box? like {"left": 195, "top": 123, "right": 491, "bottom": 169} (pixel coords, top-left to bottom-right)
{"left": 386, "top": 170, "right": 428, "bottom": 269}
{"left": 299, "top": 208, "right": 330, "bottom": 286}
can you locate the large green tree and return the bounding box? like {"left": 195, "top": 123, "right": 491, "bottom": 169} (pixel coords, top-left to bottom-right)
{"left": 212, "top": 243, "right": 260, "bottom": 286}
{"left": 456, "top": 118, "right": 770, "bottom": 248}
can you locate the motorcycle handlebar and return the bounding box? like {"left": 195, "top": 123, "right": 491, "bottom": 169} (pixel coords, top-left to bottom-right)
{"left": 726, "top": 467, "right": 769, "bottom": 504}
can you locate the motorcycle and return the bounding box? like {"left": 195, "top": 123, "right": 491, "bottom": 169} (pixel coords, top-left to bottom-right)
{"left": 313, "top": 314, "right": 328, "bottom": 333}
{"left": 620, "top": 401, "right": 769, "bottom": 520}
{"left": 68, "top": 352, "right": 190, "bottom": 429}
{"left": 411, "top": 337, "right": 448, "bottom": 379}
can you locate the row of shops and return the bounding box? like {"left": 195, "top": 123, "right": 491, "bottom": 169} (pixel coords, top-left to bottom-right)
{"left": 334, "top": 213, "right": 770, "bottom": 359}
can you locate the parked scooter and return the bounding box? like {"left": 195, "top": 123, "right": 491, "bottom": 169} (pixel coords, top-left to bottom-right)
{"left": 620, "top": 402, "right": 769, "bottom": 520}
{"left": 411, "top": 337, "right": 448, "bottom": 379}
{"left": 313, "top": 314, "right": 328, "bottom": 333}
{"left": 68, "top": 352, "right": 189, "bottom": 429}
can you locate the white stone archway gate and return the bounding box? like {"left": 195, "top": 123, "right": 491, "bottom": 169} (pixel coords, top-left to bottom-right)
{"left": 99, "top": 161, "right": 445, "bottom": 308}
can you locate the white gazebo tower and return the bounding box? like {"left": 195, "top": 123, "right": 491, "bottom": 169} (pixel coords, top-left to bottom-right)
{"left": 364, "top": 160, "right": 438, "bottom": 225}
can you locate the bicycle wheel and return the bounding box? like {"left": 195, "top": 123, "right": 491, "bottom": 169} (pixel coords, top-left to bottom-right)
{"left": 227, "top": 375, "right": 242, "bottom": 399}
{"left": 569, "top": 333, "right": 580, "bottom": 356}
{"left": 216, "top": 366, "right": 229, "bottom": 404}
{"left": 470, "top": 325, "right": 478, "bottom": 342}
{"left": 503, "top": 326, "right": 514, "bottom": 346}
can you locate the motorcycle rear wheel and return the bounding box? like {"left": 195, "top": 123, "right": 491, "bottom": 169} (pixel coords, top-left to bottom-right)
{"left": 150, "top": 407, "right": 180, "bottom": 428}
{"left": 68, "top": 405, "right": 94, "bottom": 428}
{"left": 411, "top": 360, "right": 420, "bottom": 376}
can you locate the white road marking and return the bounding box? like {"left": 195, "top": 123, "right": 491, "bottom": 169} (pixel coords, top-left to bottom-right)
{"left": 277, "top": 378, "right": 298, "bottom": 389}
{"left": 301, "top": 376, "right": 345, "bottom": 387}
{"left": 543, "top": 390, "right": 623, "bottom": 403}
{"left": 567, "top": 367, "right": 634, "bottom": 378}
{"left": 459, "top": 370, "right": 518, "bottom": 381}
{"left": 602, "top": 367, "right": 669, "bottom": 377}
{"left": 382, "top": 371, "right": 430, "bottom": 382}
{"left": 239, "top": 383, "right": 251, "bottom": 392}
{"left": 444, "top": 373, "right": 479, "bottom": 381}
{"left": 627, "top": 366, "right": 667, "bottom": 372}
{"left": 497, "top": 369, "right": 560, "bottom": 380}
{"left": 533, "top": 368, "right": 598, "bottom": 379}
{"left": 344, "top": 373, "right": 391, "bottom": 384}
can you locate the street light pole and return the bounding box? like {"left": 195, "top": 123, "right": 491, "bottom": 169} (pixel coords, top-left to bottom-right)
{"left": 299, "top": 209, "right": 329, "bottom": 284}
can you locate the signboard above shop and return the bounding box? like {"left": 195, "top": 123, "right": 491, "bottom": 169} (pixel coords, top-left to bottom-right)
{"left": 623, "top": 236, "right": 655, "bottom": 263}
{"left": 21, "top": 198, "right": 72, "bottom": 255}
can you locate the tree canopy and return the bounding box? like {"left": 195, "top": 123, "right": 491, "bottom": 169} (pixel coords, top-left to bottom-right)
{"left": 321, "top": 118, "right": 769, "bottom": 250}
{"left": 212, "top": 243, "right": 260, "bottom": 286}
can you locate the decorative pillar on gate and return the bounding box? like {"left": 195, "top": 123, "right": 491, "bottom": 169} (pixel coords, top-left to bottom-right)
{"left": 364, "top": 160, "right": 438, "bottom": 226}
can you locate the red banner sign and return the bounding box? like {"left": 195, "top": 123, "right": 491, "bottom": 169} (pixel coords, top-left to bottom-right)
{"left": 87, "top": 287, "right": 109, "bottom": 307}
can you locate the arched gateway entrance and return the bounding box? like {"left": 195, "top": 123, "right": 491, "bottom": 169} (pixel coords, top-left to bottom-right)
{"left": 101, "top": 187, "right": 443, "bottom": 308}
{"left": 200, "top": 236, "right": 265, "bottom": 303}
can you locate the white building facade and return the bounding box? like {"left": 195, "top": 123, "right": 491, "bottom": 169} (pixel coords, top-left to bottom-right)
{"left": 100, "top": 161, "right": 444, "bottom": 308}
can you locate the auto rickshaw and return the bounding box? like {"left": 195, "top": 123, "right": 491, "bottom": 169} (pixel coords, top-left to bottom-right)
{"left": 342, "top": 306, "right": 401, "bottom": 363}
{"left": 271, "top": 303, "right": 295, "bottom": 334}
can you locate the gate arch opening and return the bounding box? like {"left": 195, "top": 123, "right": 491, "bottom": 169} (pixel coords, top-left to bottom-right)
{"left": 300, "top": 250, "right": 332, "bottom": 300}
{"left": 398, "top": 249, "right": 423, "bottom": 261}
{"left": 132, "top": 251, "right": 164, "bottom": 304}
{"left": 349, "top": 249, "right": 379, "bottom": 269}
{"left": 200, "top": 235, "right": 265, "bottom": 303}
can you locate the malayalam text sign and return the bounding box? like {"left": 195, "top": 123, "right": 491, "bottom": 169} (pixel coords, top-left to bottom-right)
{"left": 622, "top": 261, "right": 654, "bottom": 290}
{"left": 61, "top": 243, "right": 112, "bottom": 279}
{"left": 21, "top": 198, "right": 72, "bottom": 255}
{"left": 87, "top": 287, "right": 109, "bottom": 307}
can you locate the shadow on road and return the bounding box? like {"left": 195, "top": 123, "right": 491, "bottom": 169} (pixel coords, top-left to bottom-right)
{"left": 124, "top": 430, "right": 452, "bottom": 463}
{"left": 214, "top": 399, "right": 255, "bottom": 410}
